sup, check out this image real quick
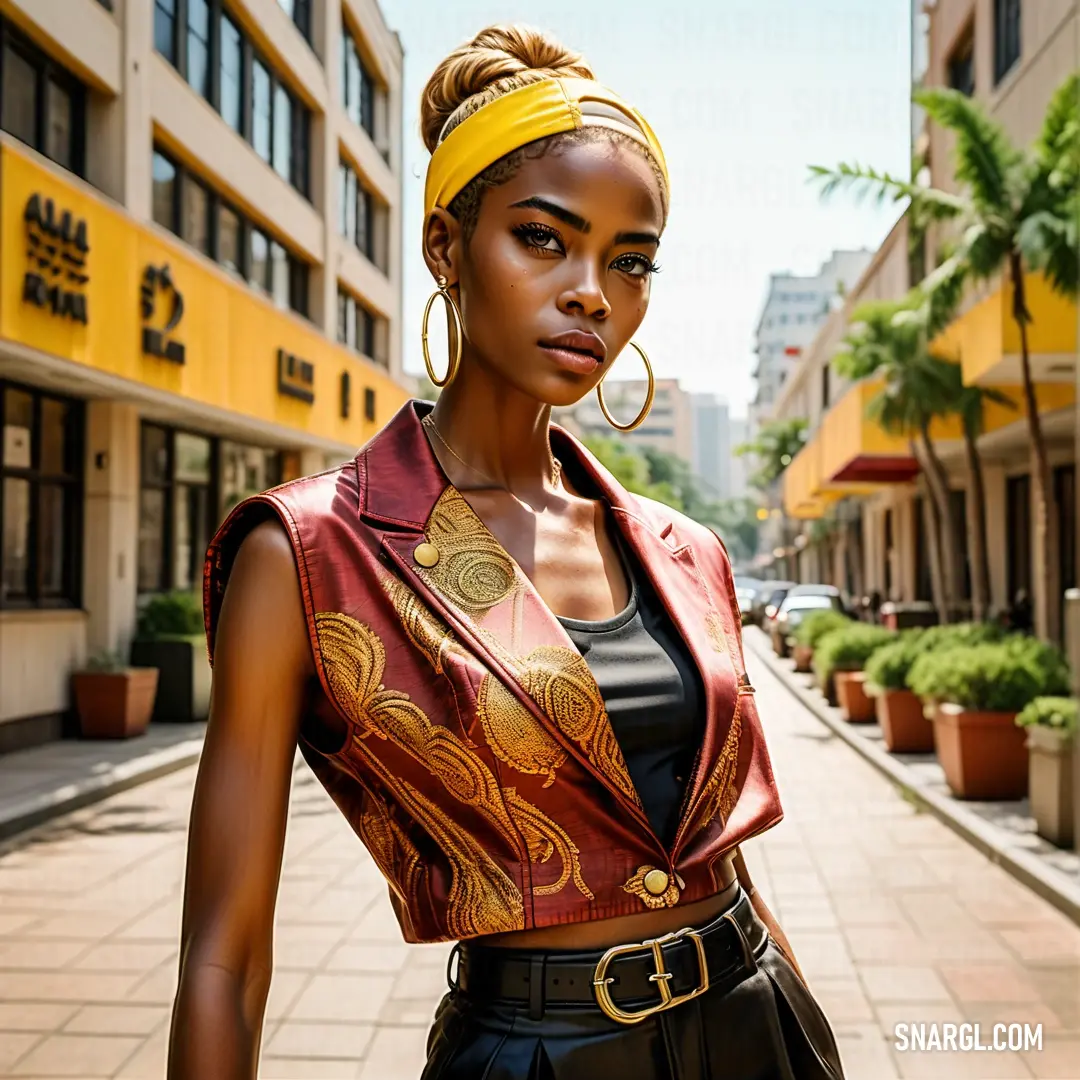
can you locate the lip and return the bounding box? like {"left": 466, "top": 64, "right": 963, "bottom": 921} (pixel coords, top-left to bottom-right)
{"left": 539, "top": 330, "right": 608, "bottom": 363}
{"left": 540, "top": 345, "right": 603, "bottom": 375}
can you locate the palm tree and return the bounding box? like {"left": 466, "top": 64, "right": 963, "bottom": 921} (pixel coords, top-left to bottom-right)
{"left": 833, "top": 298, "right": 963, "bottom": 621}
{"left": 934, "top": 362, "right": 1015, "bottom": 622}
{"left": 735, "top": 418, "right": 807, "bottom": 578}
{"left": 812, "top": 74, "right": 1080, "bottom": 639}
{"left": 734, "top": 418, "right": 808, "bottom": 491}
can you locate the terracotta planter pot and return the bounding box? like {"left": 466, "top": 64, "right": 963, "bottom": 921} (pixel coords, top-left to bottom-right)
{"left": 1025, "top": 725, "right": 1074, "bottom": 847}
{"left": 835, "top": 671, "right": 875, "bottom": 722}
{"left": 72, "top": 669, "right": 159, "bottom": 739}
{"left": 793, "top": 645, "right": 813, "bottom": 673}
{"left": 877, "top": 689, "right": 935, "bottom": 752}
{"left": 931, "top": 702, "right": 1028, "bottom": 800}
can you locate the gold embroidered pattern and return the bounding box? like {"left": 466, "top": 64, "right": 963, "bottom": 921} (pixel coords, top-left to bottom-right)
{"left": 477, "top": 673, "right": 568, "bottom": 787}
{"left": 695, "top": 693, "right": 744, "bottom": 829}
{"left": 316, "top": 610, "right": 592, "bottom": 902}
{"left": 623, "top": 865, "right": 681, "bottom": 909}
{"left": 705, "top": 609, "right": 729, "bottom": 654}
{"left": 383, "top": 576, "right": 461, "bottom": 673}
{"left": 394, "top": 776, "right": 524, "bottom": 938}
{"left": 521, "top": 645, "right": 641, "bottom": 807}
{"left": 504, "top": 788, "right": 592, "bottom": 899}
{"left": 418, "top": 489, "right": 520, "bottom": 617}
{"left": 355, "top": 788, "right": 423, "bottom": 906}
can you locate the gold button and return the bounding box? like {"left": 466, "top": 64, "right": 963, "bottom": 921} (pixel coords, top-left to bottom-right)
{"left": 413, "top": 542, "right": 440, "bottom": 568}
{"left": 642, "top": 868, "right": 670, "bottom": 897}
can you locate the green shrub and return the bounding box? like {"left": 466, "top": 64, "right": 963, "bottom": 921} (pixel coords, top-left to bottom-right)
{"left": 136, "top": 590, "right": 205, "bottom": 639}
{"left": 907, "top": 642, "right": 1061, "bottom": 713}
{"left": 811, "top": 624, "right": 895, "bottom": 686}
{"left": 792, "top": 609, "right": 852, "bottom": 649}
{"left": 913, "top": 622, "right": 1008, "bottom": 653}
{"left": 1015, "top": 696, "right": 1077, "bottom": 735}
{"left": 82, "top": 649, "right": 127, "bottom": 673}
{"left": 863, "top": 630, "right": 926, "bottom": 695}
{"left": 1001, "top": 635, "right": 1071, "bottom": 697}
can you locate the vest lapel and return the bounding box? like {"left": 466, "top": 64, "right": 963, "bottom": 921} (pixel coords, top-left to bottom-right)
{"left": 361, "top": 401, "right": 742, "bottom": 854}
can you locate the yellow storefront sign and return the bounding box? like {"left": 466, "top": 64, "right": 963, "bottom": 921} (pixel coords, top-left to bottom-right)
{"left": 0, "top": 144, "right": 407, "bottom": 443}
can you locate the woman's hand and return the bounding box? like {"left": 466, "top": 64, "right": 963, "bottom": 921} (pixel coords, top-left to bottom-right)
{"left": 167, "top": 518, "right": 314, "bottom": 1080}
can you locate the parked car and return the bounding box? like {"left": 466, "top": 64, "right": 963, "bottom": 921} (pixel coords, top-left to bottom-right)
{"left": 755, "top": 581, "right": 796, "bottom": 629}
{"left": 771, "top": 588, "right": 847, "bottom": 657}
{"left": 734, "top": 576, "right": 764, "bottom": 625}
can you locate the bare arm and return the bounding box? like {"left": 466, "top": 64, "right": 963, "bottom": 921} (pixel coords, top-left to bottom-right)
{"left": 732, "top": 845, "right": 809, "bottom": 988}
{"left": 168, "top": 519, "right": 315, "bottom": 1080}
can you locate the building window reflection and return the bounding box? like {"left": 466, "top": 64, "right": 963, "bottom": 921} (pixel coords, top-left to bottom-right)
{"left": 1, "top": 381, "right": 83, "bottom": 609}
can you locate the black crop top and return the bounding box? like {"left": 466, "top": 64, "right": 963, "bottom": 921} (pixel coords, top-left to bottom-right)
{"left": 556, "top": 533, "right": 706, "bottom": 847}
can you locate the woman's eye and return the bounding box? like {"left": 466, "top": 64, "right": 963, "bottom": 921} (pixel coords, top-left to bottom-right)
{"left": 514, "top": 224, "right": 562, "bottom": 253}
{"left": 614, "top": 254, "right": 659, "bottom": 277}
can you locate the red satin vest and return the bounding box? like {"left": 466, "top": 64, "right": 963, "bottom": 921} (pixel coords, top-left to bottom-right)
{"left": 203, "top": 400, "right": 784, "bottom": 944}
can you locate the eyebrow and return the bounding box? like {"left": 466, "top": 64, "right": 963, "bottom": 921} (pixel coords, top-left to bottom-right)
{"left": 509, "top": 196, "right": 660, "bottom": 247}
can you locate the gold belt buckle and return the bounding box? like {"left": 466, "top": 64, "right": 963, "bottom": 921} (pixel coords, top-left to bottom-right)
{"left": 592, "top": 926, "right": 710, "bottom": 1024}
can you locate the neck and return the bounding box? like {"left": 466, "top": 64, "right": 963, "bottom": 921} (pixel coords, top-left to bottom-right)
{"left": 427, "top": 358, "right": 560, "bottom": 497}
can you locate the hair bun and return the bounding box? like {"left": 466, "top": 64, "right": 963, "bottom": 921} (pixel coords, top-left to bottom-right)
{"left": 420, "top": 24, "right": 595, "bottom": 152}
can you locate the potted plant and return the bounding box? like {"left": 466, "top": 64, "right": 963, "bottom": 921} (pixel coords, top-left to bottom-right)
{"left": 1016, "top": 696, "right": 1076, "bottom": 847}
{"left": 71, "top": 650, "right": 158, "bottom": 739}
{"left": 791, "top": 610, "right": 851, "bottom": 677}
{"left": 908, "top": 639, "right": 1070, "bottom": 800}
{"left": 130, "top": 590, "right": 211, "bottom": 723}
{"left": 812, "top": 624, "right": 894, "bottom": 721}
{"left": 907, "top": 622, "right": 1009, "bottom": 720}
{"left": 864, "top": 631, "right": 934, "bottom": 751}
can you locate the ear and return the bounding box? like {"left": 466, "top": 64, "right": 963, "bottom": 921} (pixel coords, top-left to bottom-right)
{"left": 422, "top": 208, "right": 463, "bottom": 286}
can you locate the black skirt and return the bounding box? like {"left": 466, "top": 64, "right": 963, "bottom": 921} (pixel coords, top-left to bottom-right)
{"left": 422, "top": 885, "right": 846, "bottom": 1080}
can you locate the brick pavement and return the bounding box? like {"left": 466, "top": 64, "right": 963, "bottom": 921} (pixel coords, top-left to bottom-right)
{"left": 0, "top": 634, "right": 1078, "bottom": 1078}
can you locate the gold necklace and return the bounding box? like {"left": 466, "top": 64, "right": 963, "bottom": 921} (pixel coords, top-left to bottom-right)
{"left": 422, "top": 414, "right": 563, "bottom": 493}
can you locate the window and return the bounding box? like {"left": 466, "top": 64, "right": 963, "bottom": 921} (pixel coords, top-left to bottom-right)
{"left": 339, "top": 158, "right": 385, "bottom": 269}
{"left": 0, "top": 21, "right": 86, "bottom": 175}
{"left": 182, "top": 174, "right": 211, "bottom": 256}
{"left": 151, "top": 150, "right": 178, "bottom": 231}
{"left": 219, "top": 442, "right": 281, "bottom": 518}
{"left": 249, "top": 227, "right": 270, "bottom": 294}
{"left": 252, "top": 59, "right": 271, "bottom": 162}
{"left": 341, "top": 29, "right": 380, "bottom": 139}
{"left": 153, "top": 3, "right": 311, "bottom": 198}
{"left": 186, "top": 0, "right": 210, "bottom": 98}
{"left": 154, "top": 0, "right": 178, "bottom": 63}
{"left": 948, "top": 24, "right": 975, "bottom": 95}
{"left": 1, "top": 382, "right": 83, "bottom": 608}
{"left": 138, "top": 423, "right": 213, "bottom": 594}
{"left": 218, "top": 202, "right": 243, "bottom": 275}
{"left": 219, "top": 14, "right": 242, "bottom": 132}
{"left": 364, "top": 388, "right": 376, "bottom": 423}
{"left": 152, "top": 145, "right": 307, "bottom": 315}
{"left": 336, "top": 288, "right": 388, "bottom": 368}
{"left": 277, "top": 0, "right": 311, "bottom": 41}
{"left": 994, "top": 0, "right": 1021, "bottom": 84}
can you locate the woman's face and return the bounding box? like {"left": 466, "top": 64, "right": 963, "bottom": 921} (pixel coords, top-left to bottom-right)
{"left": 426, "top": 137, "right": 666, "bottom": 407}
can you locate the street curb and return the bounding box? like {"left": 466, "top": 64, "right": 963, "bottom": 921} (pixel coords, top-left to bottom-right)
{"left": 0, "top": 738, "right": 204, "bottom": 845}
{"left": 748, "top": 633, "right": 1080, "bottom": 929}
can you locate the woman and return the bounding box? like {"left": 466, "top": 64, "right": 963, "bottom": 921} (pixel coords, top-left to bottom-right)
{"left": 168, "top": 24, "right": 846, "bottom": 1080}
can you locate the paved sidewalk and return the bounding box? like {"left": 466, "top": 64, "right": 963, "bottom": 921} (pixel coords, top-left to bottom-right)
{"left": 0, "top": 640, "right": 1078, "bottom": 1077}
{"left": 747, "top": 629, "right": 1080, "bottom": 927}
{"left": 0, "top": 725, "right": 204, "bottom": 843}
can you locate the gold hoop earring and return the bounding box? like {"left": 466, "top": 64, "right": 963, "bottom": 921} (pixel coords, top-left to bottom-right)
{"left": 596, "top": 341, "right": 654, "bottom": 431}
{"left": 421, "top": 274, "right": 464, "bottom": 387}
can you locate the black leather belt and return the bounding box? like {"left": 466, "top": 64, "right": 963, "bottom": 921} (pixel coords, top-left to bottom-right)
{"left": 453, "top": 886, "right": 765, "bottom": 1024}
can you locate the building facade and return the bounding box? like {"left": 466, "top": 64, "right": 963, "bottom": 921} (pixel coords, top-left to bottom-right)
{"left": 748, "top": 250, "right": 874, "bottom": 434}
{"left": 778, "top": 0, "right": 1077, "bottom": 633}
{"left": 690, "top": 393, "right": 748, "bottom": 501}
{"left": 0, "top": 0, "right": 409, "bottom": 747}
{"left": 553, "top": 378, "right": 695, "bottom": 464}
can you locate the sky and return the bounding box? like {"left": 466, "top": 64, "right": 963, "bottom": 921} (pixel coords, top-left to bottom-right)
{"left": 375, "top": 0, "right": 914, "bottom": 418}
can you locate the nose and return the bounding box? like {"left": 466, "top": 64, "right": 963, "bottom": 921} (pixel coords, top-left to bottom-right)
{"left": 557, "top": 262, "right": 611, "bottom": 321}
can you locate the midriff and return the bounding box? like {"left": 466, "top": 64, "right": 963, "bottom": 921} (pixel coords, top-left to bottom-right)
{"left": 474, "top": 852, "right": 739, "bottom": 950}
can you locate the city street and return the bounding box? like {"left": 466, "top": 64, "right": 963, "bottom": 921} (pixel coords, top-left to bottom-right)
{"left": 1, "top": 632, "right": 1079, "bottom": 1080}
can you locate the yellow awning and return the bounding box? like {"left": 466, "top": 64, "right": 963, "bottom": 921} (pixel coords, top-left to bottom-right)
{"left": 931, "top": 272, "right": 1077, "bottom": 387}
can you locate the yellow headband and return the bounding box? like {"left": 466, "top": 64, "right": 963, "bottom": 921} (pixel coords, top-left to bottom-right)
{"left": 424, "top": 76, "right": 669, "bottom": 216}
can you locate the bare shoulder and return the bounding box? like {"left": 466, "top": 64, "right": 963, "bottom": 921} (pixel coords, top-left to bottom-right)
{"left": 216, "top": 515, "right": 313, "bottom": 678}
